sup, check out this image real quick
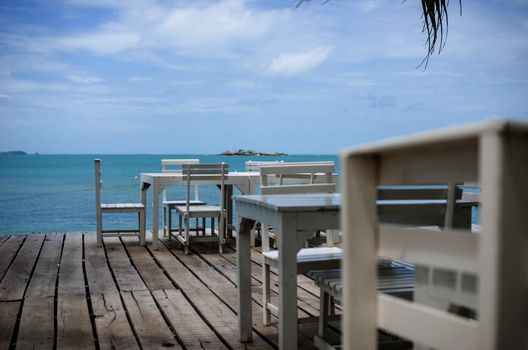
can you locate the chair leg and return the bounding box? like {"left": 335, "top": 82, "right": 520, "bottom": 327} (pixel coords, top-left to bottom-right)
{"left": 163, "top": 206, "right": 167, "bottom": 237}
{"left": 318, "top": 289, "right": 330, "bottom": 341}
{"left": 96, "top": 212, "right": 103, "bottom": 247}
{"left": 262, "top": 224, "right": 270, "bottom": 252}
{"left": 218, "top": 215, "right": 223, "bottom": 253}
{"left": 139, "top": 209, "right": 146, "bottom": 246}
{"left": 184, "top": 215, "right": 190, "bottom": 254}
{"left": 168, "top": 206, "right": 172, "bottom": 238}
{"left": 263, "top": 261, "right": 271, "bottom": 325}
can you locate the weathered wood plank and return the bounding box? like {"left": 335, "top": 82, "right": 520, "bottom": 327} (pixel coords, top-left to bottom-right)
{"left": 5, "top": 232, "right": 330, "bottom": 349}
{"left": 0, "top": 234, "right": 44, "bottom": 301}
{"left": 191, "top": 243, "right": 319, "bottom": 349}
{"left": 0, "top": 235, "right": 25, "bottom": 282}
{"left": 16, "top": 296, "right": 55, "bottom": 349}
{"left": 84, "top": 234, "right": 140, "bottom": 350}
{"left": 0, "top": 301, "right": 21, "bottom": 349}
{"left": 84, "top": 233, "right": 120, "bottom": 294}
{"left": 153, "top": 289, "right": 228, "bottom": 350}
{"left": 59, "top": 234, "right": 87, "bottom": 295}
{"left": 56, "top": 294, "right": 96, "bottom": 349}
{"left": 100, "top": 236, "right": 180, "bottom": 348}
{"left": 104, "top": 237, "right": 147, "bottom": 292}
{"left": 91, "top": 291, "right": 140, "bottom": 350}
{"left": 122, "top": 237, "right": 174, "bottom": 291}
{"left": 149, "top": 240, "right": 273, "bottom": 350}
{"left": 121, "top": 290, "right": 181, "bottom": 349}
{"left": 57, "top": 234, "right": 95, "bottom": 349}
{"left": 16, "top": 234, "right": 64, "bottom": 349}
{"left": 25, "top": 233, "right": 64, "bottom": 298}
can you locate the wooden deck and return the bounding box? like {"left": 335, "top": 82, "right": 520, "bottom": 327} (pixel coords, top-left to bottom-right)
{"left": 0, "top": 232, "right": 345, "bottom": 350}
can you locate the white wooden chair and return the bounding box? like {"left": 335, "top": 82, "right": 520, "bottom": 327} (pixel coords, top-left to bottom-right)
{"left": 245, "top": 160, "right": 284, "bottom": 172}
{"left": 94, "top": 159, "right": 145, "bottom": 247}
{"left": 172, "top": 163, "right": 228, "bottom": 254}
{"left": 340, "top": 120, "right": 528, "bottom": 350}
{"left": 259, "top": 162, "right": 342, "bottom": 325}
{"left": 257, "top": 160, "right": 338, "bottom": 248}
{"left": 161, "top": 159, "right": 206, "bottom": 237}
{"left": 311, "top": 185, "right": 478, "bottom": 349}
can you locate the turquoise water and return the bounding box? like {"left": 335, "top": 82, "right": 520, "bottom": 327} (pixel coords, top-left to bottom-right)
{"left": 0, "top": 154, "right": 339, "bottom": 235}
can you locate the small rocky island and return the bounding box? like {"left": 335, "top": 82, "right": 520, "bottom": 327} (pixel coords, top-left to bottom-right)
{"left": 0, "top": 151, "right": 27, "bottom": 155}
{"left": 221, "top": 149, "right": 287, "bottom": 156}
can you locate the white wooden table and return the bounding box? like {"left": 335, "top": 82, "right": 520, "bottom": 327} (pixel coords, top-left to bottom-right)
{"left": 234, "top": 193, "right": 341, "bottom": 350}
{"left": 140, "top": 171, "right": 260, "bottom": 250}
{"left": 234, "top": 193, "right": 477, "bottom": 349}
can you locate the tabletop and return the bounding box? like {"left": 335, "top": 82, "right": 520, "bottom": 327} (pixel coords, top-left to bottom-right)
{"left": 233, "top": 193, "right": 341, "bottom": 212}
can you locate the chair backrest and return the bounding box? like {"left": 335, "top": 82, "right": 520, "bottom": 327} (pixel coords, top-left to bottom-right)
{"left": 260, "top": 162, "right": 336, "bottom": 195}
{"left": 161, "top": 159, "right": 200, "bottom": 201}
{"left": 378, "top": 186, "right": 462, "bottom": 200}
{"left": 377, "top": 185, "right": 476, "bottom": 229}
{"left": 245, "top": 160, "right": 284, "bottom": 172}
{"left": 161, "top": 159, "right": 200, "bottom": 173}
{"left": 181, "top": 163, "right": 229, "bottom": 212}
{"left": 94, "top": 159, "right": 102, "bottom": 209}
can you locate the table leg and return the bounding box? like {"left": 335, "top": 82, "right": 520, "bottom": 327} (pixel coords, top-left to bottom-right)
{"left": 236, "top": 216, "right": 255, "bottom": 342}
{"left": 226, "top": 185, "right": 233, "bottom": 237}
{"left": 277, "top": 213, "right": 299, "bottom": 350}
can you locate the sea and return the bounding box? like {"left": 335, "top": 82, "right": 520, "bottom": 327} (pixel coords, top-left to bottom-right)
{"left": 0, "top": 154, "right": 339, "bottom": 235}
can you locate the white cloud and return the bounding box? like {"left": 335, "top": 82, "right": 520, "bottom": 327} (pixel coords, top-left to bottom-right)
{"left": 151, "top": 0, "right": 282, "bottom": 51}
{"left": 267, "top": 46, "right": 332, "bottom": 76}
{"left": 53, "top": 30, "right": 140, "bottom": 55}
{"left": 48, "top": 0, "right": 292, "bottom": 57}
{"left": 66, "top": 74, "right": 102, "bottom": 84}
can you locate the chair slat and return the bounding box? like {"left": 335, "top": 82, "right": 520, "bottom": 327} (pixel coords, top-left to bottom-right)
{"left": 378, "top": 224, "right": 479, "bottom": 274}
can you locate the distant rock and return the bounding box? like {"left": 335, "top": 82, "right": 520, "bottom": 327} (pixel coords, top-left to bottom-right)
{"left": 0, "top": 151, "right": 27, "bottom": 155}
{"left": 221, "top": 149, "right": 287, "bottom": 156}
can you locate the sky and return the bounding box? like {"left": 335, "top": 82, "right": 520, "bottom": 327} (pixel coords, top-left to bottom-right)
{"left": 0, "top": 0, "right": 527, "bottom": 154}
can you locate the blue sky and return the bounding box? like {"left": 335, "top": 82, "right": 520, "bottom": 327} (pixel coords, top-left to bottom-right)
{"left": 0, "top": 0, "right": 527, "bottom": 154}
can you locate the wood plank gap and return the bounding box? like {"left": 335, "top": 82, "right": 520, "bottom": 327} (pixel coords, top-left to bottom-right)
{"left": 82, "top": 234, "right": 102, "bottom": 350}
{"left": 54, "top": 233, "right": 66, "bottom": 350}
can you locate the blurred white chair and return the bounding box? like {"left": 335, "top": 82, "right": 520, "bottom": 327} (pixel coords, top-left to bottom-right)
{"left": 245, "top": 160, "right": 284, "bottom": 172}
